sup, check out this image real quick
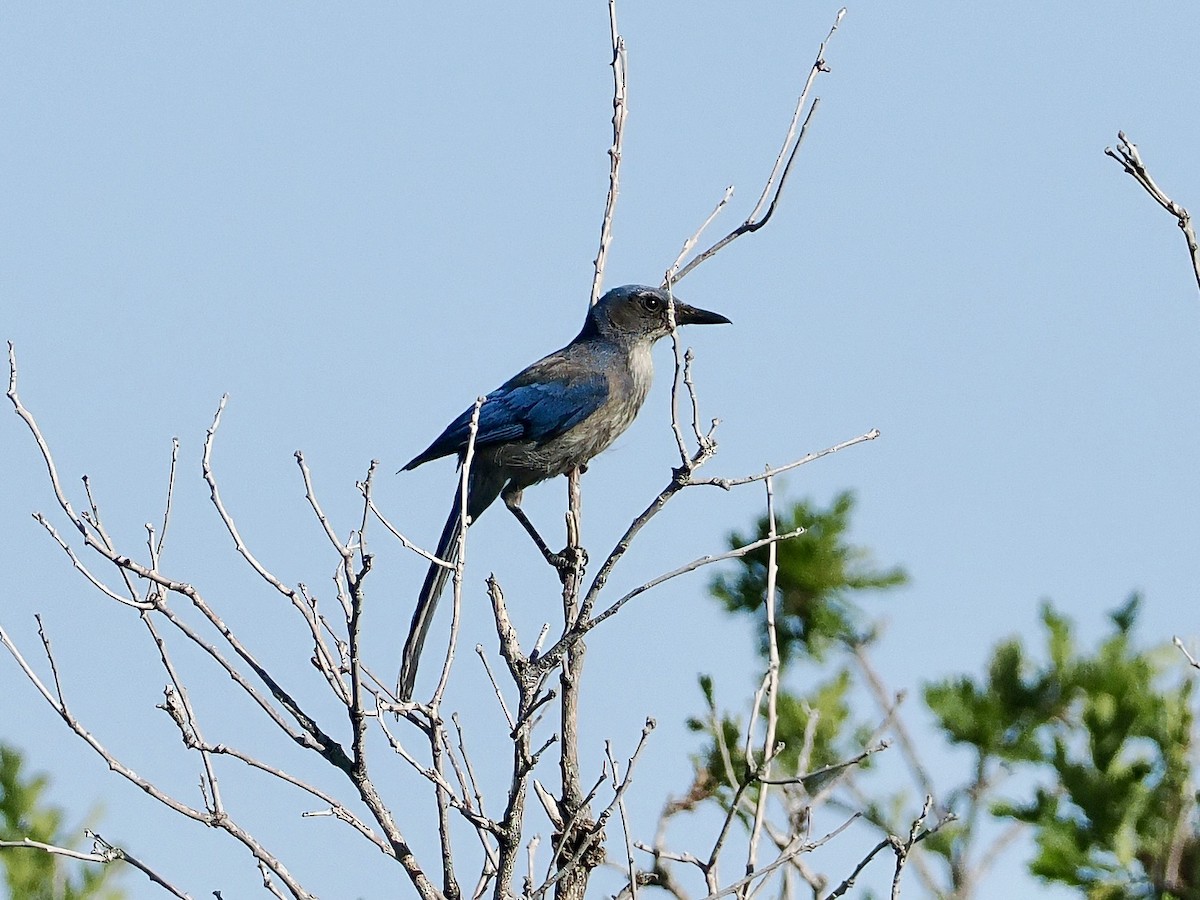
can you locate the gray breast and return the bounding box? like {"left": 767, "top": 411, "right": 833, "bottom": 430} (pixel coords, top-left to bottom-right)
{"left": 489, "top": 342, "right": 653, "bottom": 483}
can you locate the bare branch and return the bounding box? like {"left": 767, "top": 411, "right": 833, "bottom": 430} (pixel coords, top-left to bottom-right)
{"left": 745, "top": 475, "right": 782, "bottom": 888}
{"left": 670, "top": 8, "right": 845, "bottom": 285}
{"left": 7, "top": 343, "right": 85, "bottom": 531}
{"left": 666, "top": 187, "right": 735, "bottom": 283}
{"left": 32, "top": 513, "right": 152, "bottom": 609}
{"left": 1, "top": 832, "right": 193, "bottom": 899}
{"left": 1105, "top": 131, "right": 1200, "bottom": 293}
{"left": 431, "top": 397, "right": 485, "bottom": 707}
{"left": 474, "top": 639, "right": 516, "bottom": 730}
{"left": 295, "top": 450, "right": 350, "bottom": 556}
{"left": 607, "top": 742, "right": 639, "bottom": 900}
{"left": 697, "top": 836, "right": 808, "bottom": 900}
{"left": 375, "top": 714, "right": 497, "bottom": 835}
{"left": 758, "top": 740, "right": 890, "bottom": 786}
{"left": 696, "top": 429, "right": 880, "bottom": 490}
{"left": 156, "top": 436, "right": 180, "bottom": 560}
{"left": 586, "top": 526, "right": 805, "bottom": 631}
{"left": 1174, "top": 635, "right": 1200, "bottom": 671}
{"left": 890, "top": 796, "right": 932, "bottom": 900}
{"left": 145, "top": 614, "right": 224, "bottom": 816}
{"left": 591, "top": 0, "right": 628, "bottom": 305}
{"left": 366, "top": 495, "right": 454, "bottom": 568}
{"left": 827, "top": 799, "right": 955, "bottom": 900}
{"left": 203, "top": 396, "right": 295, "bottom": 599}
{"left": 1, "top": 621, "right": 318, "bottom": 899}
{"left": 851, "top": 644, "right": 939, "bottom": 810}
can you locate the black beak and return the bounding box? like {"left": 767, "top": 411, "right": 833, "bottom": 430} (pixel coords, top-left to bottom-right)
{"left": 673, "top": 300, "right": 732, "bottom": 326}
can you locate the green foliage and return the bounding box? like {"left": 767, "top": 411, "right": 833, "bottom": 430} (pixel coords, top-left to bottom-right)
{"left": 710, "top": 490, "right": 908, "bottom": 663}
{"left": 686, "top": 493, "right": 907, "bottom": 817}
{"left": 0, "top": 745, "right": 124, "bottom": 900}
{"left": 926, "top": 596, "right": 1200, "bottom": 899}
{"left": 685, "top": 668, "right": 856, "bottom": 806}
{"left": 690, "top": 492, "right": 1200, "bottom": 900}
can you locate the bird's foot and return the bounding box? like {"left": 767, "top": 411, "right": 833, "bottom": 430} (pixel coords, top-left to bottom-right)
{"left": 549, "top": 544, "right": 588, "bottom": 578}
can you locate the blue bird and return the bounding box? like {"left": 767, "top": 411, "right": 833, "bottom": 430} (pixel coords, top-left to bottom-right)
{"left": 397, "top": 284, "right": 730, "bottom": 700}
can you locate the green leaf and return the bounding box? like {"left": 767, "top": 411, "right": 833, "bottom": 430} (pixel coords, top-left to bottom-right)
{"left": 710, "top": 491, "right": 907, "bottom": 663}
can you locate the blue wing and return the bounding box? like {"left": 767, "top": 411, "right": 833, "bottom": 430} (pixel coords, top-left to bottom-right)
{"left": 403, "top": 358, "right": 608, "bottom": 470}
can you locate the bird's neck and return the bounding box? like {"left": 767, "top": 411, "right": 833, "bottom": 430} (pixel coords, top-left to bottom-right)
{"left": 625, "top": 339, "right": 655, "bottom": 407}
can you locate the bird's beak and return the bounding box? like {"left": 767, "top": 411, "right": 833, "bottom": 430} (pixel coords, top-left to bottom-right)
{"left": 672, "top": 300, "right": 732, "bottom": 326}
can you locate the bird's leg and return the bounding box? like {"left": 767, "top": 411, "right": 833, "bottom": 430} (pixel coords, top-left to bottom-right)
{"left": 503, "top": 489, "right": 578, "bottom": 576}
{"left": 562, "top": 468, "right": 588, "bottom": 572}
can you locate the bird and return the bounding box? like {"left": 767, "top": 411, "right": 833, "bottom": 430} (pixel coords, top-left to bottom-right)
{"left": 396, "top": 284, "right": 730, "bottom": 700}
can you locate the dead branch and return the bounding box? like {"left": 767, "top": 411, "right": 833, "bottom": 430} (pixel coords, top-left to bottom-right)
{"left": 1105, "top": 131, "right": 1200, "bottom": 294}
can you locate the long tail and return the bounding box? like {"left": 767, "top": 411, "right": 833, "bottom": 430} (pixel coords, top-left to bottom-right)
{"left": 397, "top": 484, "right": 464, "bottom": 701}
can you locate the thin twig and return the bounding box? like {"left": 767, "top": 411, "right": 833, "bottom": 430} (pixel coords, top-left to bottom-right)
{"left": 671, "top": 8, "right": 845, "bottom": 285}
{"left": 156, "top": 437, "right": 180, "bottom": 559}
{"left": 204, "top": 396, "right": 295, "bottom": 598}
{"left": 890, "top": 796, "right": 933, "bottom": 900}
{"left": 6, "top": 343, "right": 84, "bottom": 530}
{"left": 1174, "top": 636, "right": 1200, "bottom": 671}
{"left": 296, "top": 450, "right": 349, "bottom": 556}
{"left": 744, "top": 475, "right": 781, "bottom": 894}
{"left": 33, "top": 513, "right": 151, "bottom": 609}
{"left": 146, "top": 616, "right": 224, "bottom": 817}
{"left": 432, "top": 398, "right": 484, "bottom": 707}
{"left": 665, "top": 186, "right": 735, "bottom": 284}
{"left": 759, "top": 740, "right": 890, "bottom": 786}
{"left": 366, "top": 496, "right": 454, "bottom": 568}
{"left": 827, "top": 800, "right": 954, "bottom": 900}
{"left": 0, "top": 622, "right": 317, "bottom": 899}
{"left": 852, "top": 644, "right": 939, "bottom": 810}
{"left": 1105, "top": 131, "right": 1200, "bottom": 294}
{"left": 476, "top": 642, "right": 516, "bottom": 730}
{"left": 591, "top": 0, "right": 628, "bottom": 305}
{"left": 586, "top": 526, "right": 805, "bottom": 631}
{"left": 695, "top": 429, "right": 880, "bottom": 490}
{"left": 607, "top": 742, "right": 639, "bottom": 900}
{"left": 1, "top": 834, "right": 193, "bottom": 899}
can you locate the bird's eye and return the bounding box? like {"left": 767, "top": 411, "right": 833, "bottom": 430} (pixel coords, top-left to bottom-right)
{"left": 642, "top": 294, "right": 663, "bottom": 312}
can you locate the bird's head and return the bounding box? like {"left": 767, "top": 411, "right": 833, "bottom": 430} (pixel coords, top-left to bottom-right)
{"left": 584, "top": 284, "right": 731, "bottom": 345}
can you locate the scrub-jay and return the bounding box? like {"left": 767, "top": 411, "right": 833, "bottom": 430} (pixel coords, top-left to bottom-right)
{"left": 397, "top": 284, "right": 730, "bottom": 700}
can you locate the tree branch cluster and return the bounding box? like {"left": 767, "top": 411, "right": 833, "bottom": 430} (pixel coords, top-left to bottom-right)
{"left": 0, "top": 6, "right": 918, "bottom": 898}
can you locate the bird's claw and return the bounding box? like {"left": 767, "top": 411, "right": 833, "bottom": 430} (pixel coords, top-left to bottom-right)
{"left": 549, "top": 545, "right": 588, "bottom": 576}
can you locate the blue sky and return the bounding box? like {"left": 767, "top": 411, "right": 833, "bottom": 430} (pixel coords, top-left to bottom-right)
{"left": 3, "top": 4, "right": 1199, "bottom": 898}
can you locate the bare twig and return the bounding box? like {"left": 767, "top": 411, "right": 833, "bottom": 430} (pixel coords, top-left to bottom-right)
{"left": 33, "top": 513, "right": 151, "bottom": 609}
{"left": 851, "top": 644, "right": 939, "bottom": 810}
{"left": 890, "top": 796, "right": 932, "bottom": 900}
{"left": 666, "top": 187, "right": 735, "bottom": 285}
{"left": 146, "top": 617, "right": 224, "bottom": 817}
{"left": 607, "top": 742, "right": 639, "bottom": 900}
{"left": 475, "top": 637, "right": 516, "bottom": 730}
{"left": 827, "top": 799, "right": 954, "bottom": 900}
{"left": 697, "top": 837, "right": 807, "bottom": 900}
{"left": 586, "top": 526, "right": 805, "bottom": 631}
{"left": 366, "top": 495, "right": 454, "bottom": 568}
{"left": 1105, "top": 131, "right": 1200, "bottom": 293}
{"left": 743, "top": 474, "right": 781, "bottom": 894}
{"left": 591, "top": 0, "right": 628, "bottom": 305}
{"left": 7, "top": 344, "right": 84, "bottom": 529}
{"left": 1, "top": 833, "right": 193, "bottom": 899}
{"left": 203, "top": 396, "right": 294, "bottom": 598}
{"left": 696, "top": 429, "right": 880, "bottom": 490}
{"left": 1174, "top": 636, "right": 1200, "bottom": 671}
{"left": 156, "top": 437, "right": 180, "bottom": 559}
{"left": 0, "top": 621, "right": 318, "bottom": 899}
{"left": 296, "top": 450, "right": 349, "bottom": 556}
{"left": 431, "top": 397, "right": 485, "bottom": 706}
{"left": 670, "top": 8, "right": 845, "bottom": 285}
{"left": 759, "top": 740, "right": 890, "bottom": 787}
